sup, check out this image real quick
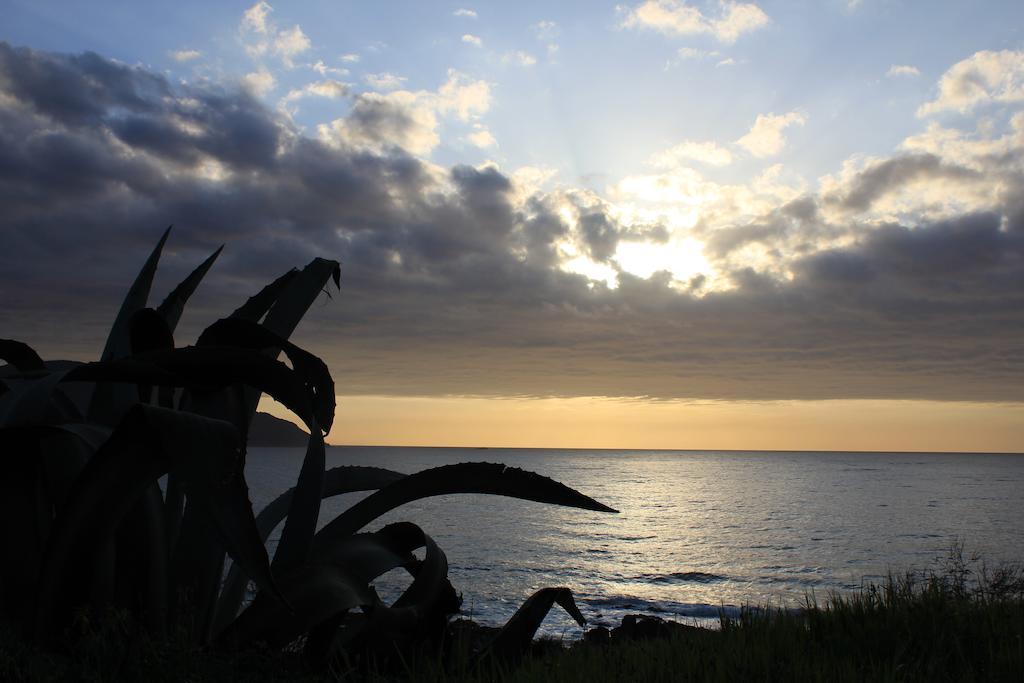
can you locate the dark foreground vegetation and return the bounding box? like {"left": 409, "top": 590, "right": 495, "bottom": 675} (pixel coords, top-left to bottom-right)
{"left": 0, "top": 231, "right": 612, "bottom": 679}
{"left": 3, "top": 549, "right": 1022, "bottom": 682}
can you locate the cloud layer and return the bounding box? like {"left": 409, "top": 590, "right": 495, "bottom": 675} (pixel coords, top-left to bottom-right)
{"left": 1, "top": 42, "right": 1022, "bottom": 403}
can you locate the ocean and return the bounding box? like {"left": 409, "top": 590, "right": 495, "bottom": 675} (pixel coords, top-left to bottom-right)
{"left": 243, "top": 447, "right": 1024, "bottom": 635}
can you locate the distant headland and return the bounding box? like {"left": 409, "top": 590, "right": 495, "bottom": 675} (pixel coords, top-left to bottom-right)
{"left": 249, "top": 411, "right": 310, "bottom": 447}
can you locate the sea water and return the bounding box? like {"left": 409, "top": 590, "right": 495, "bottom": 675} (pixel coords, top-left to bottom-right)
{"left": 242, "top": 447, "right": 1024, "bottom": 635}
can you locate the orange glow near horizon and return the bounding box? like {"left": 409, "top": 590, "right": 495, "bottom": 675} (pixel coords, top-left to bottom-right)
{"left": 258, "top": 396, "right": 1024, "bottom": 453}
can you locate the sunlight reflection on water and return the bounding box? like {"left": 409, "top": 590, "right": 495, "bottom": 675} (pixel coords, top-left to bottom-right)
{"left": 244, "top": 447, "right": 1024, "bottom": 634}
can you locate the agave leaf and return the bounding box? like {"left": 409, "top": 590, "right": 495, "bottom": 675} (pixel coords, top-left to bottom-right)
{"left": 40, "top": 423, "right": 112, "bottom": 510}
{"left": 229, "top": 268, "right": 298, "bottom": 322}
{"left": 129, "top": 308, "right": 175, "bottom": 355}
{"left": 257, "top": 467, "right": 406, "bottom": 542}
{"left": 98, "top": 226, "right": 171, "bottom": 362}
{"left": 0, "top": 369, "right": 73, "bottom": 427}
{"left": 219, "top": 564, "right": 374, "bottom": 649}
{"left": 312, "top": 524, "right": 456, "bottom": 658}
{"left": 270, "top": 418, "right": 324, "bottom": 576}
{"left": 52, "top": 422, "right": 113, "bottom": 452}
{"left": 482, "top": 587, "right": 586, "bottom": 663}
{"left": 33, "top": 404, "right": 280, "bottom": 640}
{"left": 261, "top": 258, "right": 341, "bottom": 341}
{"left": 112, "top": 484, "right": 169, "bottom": 637}
{"left": 214, "top": 466, "right": 405, "bottom": 635}
{"left": 359, "top": 524, "right": 454, "bottom": 637}
{"left": 197, "top": 319, "right": 334, "bottom": 576}
{"left": 156, "top": 245, "right": 223, "bottom": 332}
{"left": 237, "top": 258, "right": 340, "bottom": 429}
{"left": 0, "top": 427, "right": 48, "bottom": 622}
{"left": 197, "top": 318, "right": 335, "bottom": 431}
{"left": 88, "top": 227, "right": 171, "bottom": 425}
{"left": 312, "top": 462, "right": 617, "bottom": 554}
{"left": 206, "top": 319, "right": 334, "bottom": 429}
{"left": 67, "top": 347, "right": 319, "bottom": 429}
{"left": 0, "top": 339, "right": 45, "bottom": 372}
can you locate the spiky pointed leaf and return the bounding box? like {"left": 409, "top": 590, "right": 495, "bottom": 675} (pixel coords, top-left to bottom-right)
{"left": 235, "top": 258, "right": 340, "bottom": 431}
{"left": 157, "top": 245, "right": 223, "bottom": 332}
{"left": 312, "top": 462, "right": 617, "bottom": 555}
{"left": 197, "top": 318, "right": 335, "bottom": 431}
{"left": 89, "top": 226, "right": 172, "bottom": 425}
{"left": 33, "top": 404, "right": 280, "bottom": 640}
{"left": 482, "top": 587, "right": 586, "bottom": 663}
{"left": 229, "top": 268, "right": 298, "bottom": 323}
{"left": 220, "top": 564, "right": 374, "bottom": 649}
{"left": 214, "top": 466, "right": 405, "bottom": 635}
{"left": 0, "top": 339, "right": 44, "bottom": 372}
{"left": 270, "top": 418, "right": 324, "bottom": 574}
{"left": 98, "top": 226, "right": 171, "bottom": 362}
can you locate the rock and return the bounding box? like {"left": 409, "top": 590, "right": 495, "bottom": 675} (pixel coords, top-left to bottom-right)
{"left": 611, "top": 614, "right": 702, "bottom": 641}
{"left": 583, "top": 625, "right": 611, "bottom": 646}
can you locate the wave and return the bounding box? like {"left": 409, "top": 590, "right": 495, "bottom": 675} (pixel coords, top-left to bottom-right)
{"left": 635, "top": 571, "right": 728, "bottom": 584}
{"left": 582, "top": 595, "right": 745, "bottom": 620}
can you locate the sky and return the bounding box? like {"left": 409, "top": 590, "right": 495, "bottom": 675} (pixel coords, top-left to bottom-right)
{"left": 1, "top": 1, "right": 1023, "bottom": 451}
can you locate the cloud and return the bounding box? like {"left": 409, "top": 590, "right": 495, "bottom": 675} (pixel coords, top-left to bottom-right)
{"left": 918, "top": 49, "right": 1024, "bottom": 116}
{"left": 311, "top": 60, "right": 348, "bottom": 77}
{"left": 650, "top": 139, "right": 733, "bottom": 166}
{"left": 170, "top": 49, "right": 202, "bottom": 63}
{"left": 461, "top": 34, "right": 483, "bottom": 48}
{"left": 436, "top": 69, "right": 491, "bottom": 120}
{"left": 242, "top": 69, "right": 276, "bottom": 96}
{"left": 241, "top": 1, "right": 272, "bottom": 34}
{"left": 821, "top": 153, "right": 982, "bottom": 214}
{"left": 340, "top": 53, "right": 360, "bottom": 63}
{"left": 621, "top": 0, "right": 770, "bottom": 43}
{"left": 2, "top": 42, "right": 1023, "bottom": 405}
{"left": 502, "top": 51, "right": 537, "bottom": 67}
{"left": 239, "top": 1, "right": 311, "bottom": 67}
{"left": 532, "top": 20, "right": 558, "bottom": 40}
{"left": 676, "top": 47, "right": 710, "bottom": 60}
{"left": 319, "top": 90, "right": 440, "bottom": 155}
{"left": 273, "top": 25, "right": 311, "bottom": 66}
{"left": 886, "top": 64, "right": 920, "bottom": 78}
{"left": 281, "top": 79, "right": 348, "bottom": 107}
{"left": 468, "top": 126, "right": 497, "bottom": 148}
{"left": 318, "top": 70, "right": 490, "bottom": 155}
{"left": 736, "top": 111, "right": 806, "bottom": 157}
{"left": 454, "top": 8, "right": 477, "bottom": 18}
{"left": 365, "top": 72, "right": 407, "bottom": 90}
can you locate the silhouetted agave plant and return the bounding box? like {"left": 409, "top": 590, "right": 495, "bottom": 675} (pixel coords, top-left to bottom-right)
{"left": 0, "top": 228, "right": 616, "bottom": 666}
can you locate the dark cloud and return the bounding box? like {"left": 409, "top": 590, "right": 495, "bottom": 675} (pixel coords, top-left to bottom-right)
{"left": 703, "top": 196, "right": 829, "bottom": 258}
{"left": 826, "top": 153, "right": 981, "bottom": 213}
{"left": 2, "top": 43, "right": 1023, "bottom": 403}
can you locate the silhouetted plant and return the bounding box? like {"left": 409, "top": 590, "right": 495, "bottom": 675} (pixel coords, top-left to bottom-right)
{"left": 0, "top": 227, "right": 616, "bottom": 668}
